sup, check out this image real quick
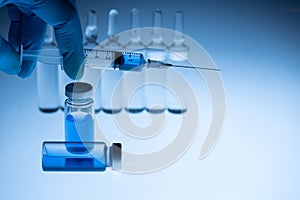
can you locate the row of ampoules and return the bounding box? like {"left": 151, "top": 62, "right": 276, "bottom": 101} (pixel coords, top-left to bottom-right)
{"left": 37, "top": 8, "right": 190, "bottom": 114}
{"left": 83, "top": 8, "right": 188, "bottom": 58}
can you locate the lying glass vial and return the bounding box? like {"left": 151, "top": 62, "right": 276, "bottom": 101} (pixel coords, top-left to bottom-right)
{"left": 42, "top": 142, "right": 122, "bottom": 172}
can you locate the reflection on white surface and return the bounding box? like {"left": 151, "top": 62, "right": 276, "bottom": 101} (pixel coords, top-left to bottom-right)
{"left": 0, "top": 57, "right": 299, "bottom": 199}
{"left": 0, "top": 0, "right": 300, "bottom": 199}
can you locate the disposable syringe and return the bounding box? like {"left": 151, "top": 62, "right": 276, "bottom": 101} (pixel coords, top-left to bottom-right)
{"left": 84, "top": 48, "right": 220, "bottom": 71}
{"left": 20, "top": 48, "right": 220, "bottom": 71}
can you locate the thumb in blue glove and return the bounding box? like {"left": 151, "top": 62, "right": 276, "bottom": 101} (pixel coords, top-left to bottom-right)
{"left": 0, "top": 0, "right": 84, "bottom": 80}
{"left": 6, "top": 4, "right": 47, "bottom": 78}
{"left": 0, "top": 35, "right": 21, "bottom": 74}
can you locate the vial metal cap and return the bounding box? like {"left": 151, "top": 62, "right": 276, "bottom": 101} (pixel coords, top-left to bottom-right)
{"left": 65, "top": 82, "right": 93, "bottom": 99}
{"left": 110, "top": 143, "right": 122, "bottom": 171}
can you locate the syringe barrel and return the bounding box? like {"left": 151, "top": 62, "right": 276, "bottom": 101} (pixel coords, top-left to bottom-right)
{"left": 114, "top": 52, "right": 146, "bottom": 71}
{"left": 22, "top": 48, "right": 147, "bottom": 71}
{"left": 84, "top": 50, "right": 146, "bottom": 71}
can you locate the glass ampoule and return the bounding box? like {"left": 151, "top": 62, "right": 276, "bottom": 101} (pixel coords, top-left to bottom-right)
{"left": 167, "top": 10, "right": 189, "bottom": 114}
{"left": 83, "top": 10, "right": 101, "bottom": 113}
{"left": 123, "top": 8, "right": 145, "bottom": 113}
{"left": 36, "top": 25, "right": 60, "bottom": 113}
{"left": 145, "top": 9, "right": 168, "bottom": 60}
{"left": 168, "top": 10, "right": 189, "bottom": 61}
{"left": 84, "top": 10, "right": 98, "bottom": 49}
{"left": 144, "top": 9, "right": 167, "bottom": 113}
{"left": 124, "top": 8, "right": 145, "bottom": 51}
{"left": 100, "top": 9, "right": 124, "bottom": 114}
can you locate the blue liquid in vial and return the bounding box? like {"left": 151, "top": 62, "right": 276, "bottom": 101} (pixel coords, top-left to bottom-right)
{"left": 65, "top": 112, "right": 94, "bottom": 153}
{"left": 42, "top": 142, "right": 107, "bottom": 171}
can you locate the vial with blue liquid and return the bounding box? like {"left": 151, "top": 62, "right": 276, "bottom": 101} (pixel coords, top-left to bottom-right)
{"left": 42, "top": 82, "right": 123, "bottom": 172}
{"left": 64, "top": 82, "right": 94, "bottom": 147}
{"left": 42, "top": 142, "right": 122, "bottom": 171}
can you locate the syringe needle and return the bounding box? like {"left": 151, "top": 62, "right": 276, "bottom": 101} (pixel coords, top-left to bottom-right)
{"left": 167, "top": 64, "right": 221, "bottom": 71}
{"left": 147, "top": 59, "right": 221, "bottom": 71}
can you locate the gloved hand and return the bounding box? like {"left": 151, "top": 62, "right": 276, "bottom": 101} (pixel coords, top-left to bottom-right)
{"left": 0, "top": 0, "right": 84, "bottom": 80}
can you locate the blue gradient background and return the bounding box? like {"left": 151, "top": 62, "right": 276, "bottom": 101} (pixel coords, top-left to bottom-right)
{"left": 0, "top": 0, "right": 300, "bottom": 199}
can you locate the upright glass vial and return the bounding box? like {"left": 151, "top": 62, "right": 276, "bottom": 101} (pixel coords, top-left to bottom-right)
{"left": 36, "top": 25, "right": 60, "bottom": 113}
{"left": 65, "top": 82, "right": 94, "bottom": 145}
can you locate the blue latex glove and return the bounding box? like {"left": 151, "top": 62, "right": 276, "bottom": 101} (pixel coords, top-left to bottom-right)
{"left": 0, "top": 0, "right": 84, "bottom": 80}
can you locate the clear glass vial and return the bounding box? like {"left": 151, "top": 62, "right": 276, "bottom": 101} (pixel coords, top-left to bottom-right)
{"left": 42, "top": 142, "right": 122, "bottom": 171}
{"left": 65, "top": 82, "right": 95, "bottom": 145}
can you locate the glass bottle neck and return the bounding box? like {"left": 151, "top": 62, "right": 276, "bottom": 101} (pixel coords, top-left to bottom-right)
{"left": 44, "top": 25, "right": 56, "bottom": 45}
{"left": 66, "top": 98, "right": 93, "bottom": 106}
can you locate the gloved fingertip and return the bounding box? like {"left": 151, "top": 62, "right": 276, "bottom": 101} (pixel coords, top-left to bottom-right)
{"left": 64, "top": 60, "right": 84, "bottom": 80}
{"left": 17, "top": 60, "right": 36, "bottom": 78}
{"left": 7, "top": 66, "right": 21, "bottom": 75}
{"left": 63, "top": 51, "right": 84, "bottom": 80}
{"left": 0, "top": 36, "right": 21, "bottom": 75}
{"left": 2, "top": 57, "right": 21, "bottom": 75}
